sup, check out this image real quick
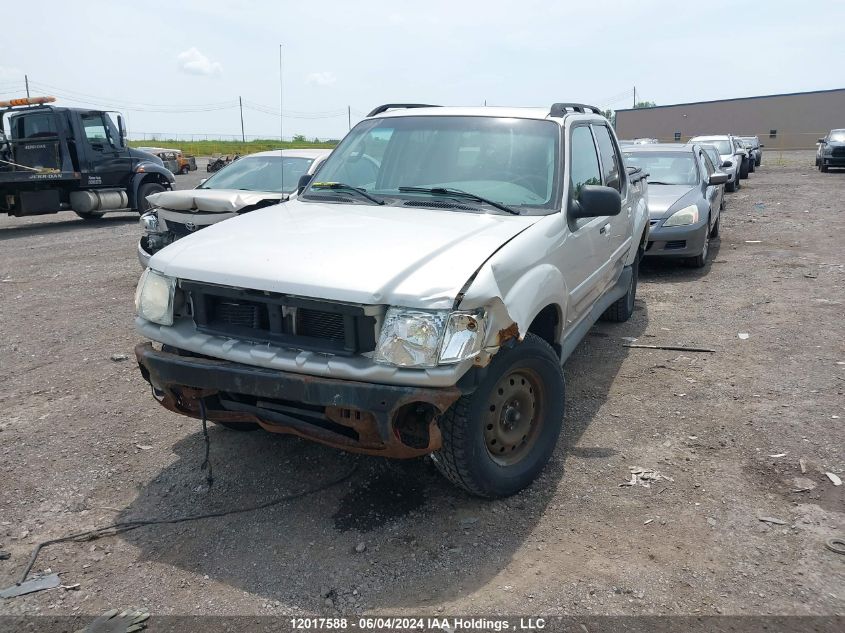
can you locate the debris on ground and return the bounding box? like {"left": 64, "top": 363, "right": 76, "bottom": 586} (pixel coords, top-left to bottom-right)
{"left": 624, "top": 343, "right": 715, "bottom": 353}
{"left": 825, "top": 538, "right": 845, "bottom": 555}
{"left": 134, "top": 444, "right": 153, "bottom": 451}
{"left": 758, "top": 516, "right": 788, "bottom": 526}
{"left": 109, "top": 353, "right": 129, "bottom": 362}
{"left": 768, "top": 453, "right": 787, "bottom": 458}
{"left": 799, "top": 459, "right": 807, "bottom": 474}
{"left": 0, "top": 572, "right": 61, "bottom": 598}
{"left": 76, "top": 608, "right": 150, "bottom": 633}
{"left": 354, "top": 542, "right": 367, "bottom": 553}
{"left": 0, "top": 550, "right": 10, "bottom": 561}
{"left": 620, "top": 467, "right": 673, "bottom": 488}
{"left": 738, "top": 333, "right": 750, "bottom": 340}
{"left": 791, "top": 477, "right": 817, "bottom": 492}
{"left": 825, "top": 472, "right": 842, "bottom": 486}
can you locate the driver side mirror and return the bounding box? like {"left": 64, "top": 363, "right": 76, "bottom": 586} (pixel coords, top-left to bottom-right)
{"left": 569, "top": 185, "right": 622, "bottom": 220}
{"left": 709, "top": 172, "right": 729, "bottom": 185}
{"left": 817, "top": 138, "right": 826, "bottom": 144}
{"left": 117, "top": 115, "right": 126, "bottom": 149}
{"left": 720, "top": 160, "right": 733, "bottom": 169}
{"left": 297, "top": 174, "right": 312, "bottom": 195}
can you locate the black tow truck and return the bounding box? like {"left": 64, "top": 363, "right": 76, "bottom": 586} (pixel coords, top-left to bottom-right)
{"left": 0, "top": 96, "right": 174, "bottom": 220}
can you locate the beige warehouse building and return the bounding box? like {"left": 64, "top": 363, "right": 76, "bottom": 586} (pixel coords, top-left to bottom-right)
{"left": 615, "top": 88, "right": 845, "bottom": 150}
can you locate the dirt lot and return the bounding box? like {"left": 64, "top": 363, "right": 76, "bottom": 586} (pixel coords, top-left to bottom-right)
{"left": 0, "top": 151, "right": 843, "bottom": 622}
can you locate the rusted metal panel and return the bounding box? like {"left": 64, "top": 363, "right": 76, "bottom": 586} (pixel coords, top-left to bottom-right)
{"left": 136, "top": 343, "right": 458, "bottom": 458}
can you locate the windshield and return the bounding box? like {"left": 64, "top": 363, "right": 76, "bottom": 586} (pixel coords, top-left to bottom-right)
{"left": 740, "top": 137, "right": 757, "bottom": 146}
{"left": 703, "top": 147, "right": 721, "bottom": 167}
{"left": 198, "top": 155, "right": 314, "bottom": 194}
{"left": 829, "top": 131, "right": 845, "bottom": 142}
{"left": 692, "top": 139, "right": 731, "bottom": 155}
{"left": 304, "top": 116, "right": 560, "bottom": 213}
{"left": 623, "top": 151, "right": 699, "bottom": 186}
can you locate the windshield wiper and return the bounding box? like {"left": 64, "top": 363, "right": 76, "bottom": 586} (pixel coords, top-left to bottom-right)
{"left": 398, "top": 186, "right": 519, "bottom": 215}
{"left": 647, "top": 181, "right": 676, "bottom": 185}
{"left": 309, "top": 182, "right": 384, "bottom": 205}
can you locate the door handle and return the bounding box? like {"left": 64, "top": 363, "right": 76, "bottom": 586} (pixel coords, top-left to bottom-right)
{"left": 599, "top": 223, "right": 611, "bottom": 235}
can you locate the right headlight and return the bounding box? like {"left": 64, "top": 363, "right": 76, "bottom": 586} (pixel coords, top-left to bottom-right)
{"left": 139, "top": 211, "right": 160, "bottom": 234}
{"left": 134, "top": 268, "right": 176, "bottom": 325}
{"left": 374, "top": 308, "right": 486, "bottom": 368}
{"left": 663, "top": 204, "right": 699, "bottom": 227}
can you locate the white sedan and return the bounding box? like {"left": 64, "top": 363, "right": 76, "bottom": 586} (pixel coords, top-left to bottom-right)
{"left": 137, "top": 148, "right": 331, "bottom": 267}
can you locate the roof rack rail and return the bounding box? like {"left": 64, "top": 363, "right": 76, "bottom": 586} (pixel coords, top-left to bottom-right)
{"left": 366, "top": 103, "right": 440, "bottom": 117}
{"left": 548, "top": 103, "right": 602, "bottom": 117}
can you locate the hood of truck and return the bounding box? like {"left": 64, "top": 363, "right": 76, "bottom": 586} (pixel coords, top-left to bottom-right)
{"left": 148, "top": 199, "right": 540, "bottom": 309}
{"left": 147, "top": 189, "right": 288, "bottom": 214}
{"left": 646, "top": 185, "right": 698, "bottom": 217}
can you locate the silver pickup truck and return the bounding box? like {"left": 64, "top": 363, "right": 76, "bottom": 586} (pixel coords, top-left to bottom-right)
{"left": 133, "top": 103, "right": 649, "bottom": 498}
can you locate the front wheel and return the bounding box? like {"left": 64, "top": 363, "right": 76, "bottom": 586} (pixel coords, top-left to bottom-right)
{"left": 136, "top": 182, "right": 166, "bottom": 214}
{"left": 739, "top": 159, "right": 749, "bottom": 179}
{"left": 726, "top": 178, "right": 736, "bottom": 193}
{"left": 820, "top": 162, "right": 829, "bottom": 173}
{"left": 74, "top": 210, "right": 105, "bottom": 220}
{"left": 685, "top": 220, "right": 711, "bottom": 268}
{"left": 433, "top": 333, "right": 565, "bottom": 498}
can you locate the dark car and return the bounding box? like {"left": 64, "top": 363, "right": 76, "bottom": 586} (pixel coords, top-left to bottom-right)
{"left": 816, "top": 129, "right": 845, "bottom": 172}
{"left": 623, "top": 143, "right": 728, "bottom": 268}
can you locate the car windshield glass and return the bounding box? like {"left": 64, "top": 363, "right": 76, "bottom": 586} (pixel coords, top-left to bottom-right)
{"left": 694, "top": 139, "right": 731, "bottom": 154}
{"left": 829, "top": 131, "right": 845, "bottom": 142}
{"left": 740, "top": 138, "right": 757, "bottom": 146}
{"left": 703, "top": 148, "right": 721, "bottom": 167}
{"left": 198, "top": 156, "right": 314, "bottom": 194}
{"left": 623, "top": 152, "right": 699, "bottom": 186}
{"left": 304, "top": 115, "right": 560, "bottom": 213}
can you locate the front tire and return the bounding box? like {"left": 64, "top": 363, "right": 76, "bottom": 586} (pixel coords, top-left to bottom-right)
{"left": 433, "top": 333, "right": 565, "bottom": 498}
{"left": 136, "top": 182, "right": 166, "bottom": 214}
{"left": 74, "top": 210, "right": 105, "bottom": 220}
{"left": 820, "top": 161, "right": 829, "bottom": 173}
{"left": 739, "top": 158, "right": 749, "bottom": 179}
{"left": 685, "top": 219, "right": 711, "bottom": 268}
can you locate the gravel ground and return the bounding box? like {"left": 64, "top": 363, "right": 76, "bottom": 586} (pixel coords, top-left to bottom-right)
{"left": 0, "top": 151, "right": 843, "bottom": 621}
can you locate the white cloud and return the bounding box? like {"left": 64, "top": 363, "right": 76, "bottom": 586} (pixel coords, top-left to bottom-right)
{"left": 176, "top": 47, "right": 222, "bottom": 76}
{"left": 305, "top": 72, "right": 337, "bottom": 86}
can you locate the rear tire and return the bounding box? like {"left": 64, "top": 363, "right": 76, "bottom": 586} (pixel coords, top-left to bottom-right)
{"left": 748, "top": 159, "right": 755, "bottom": 173}
{"left": 74, "top": 210, "right": 106, "bottom": 220}
{"left": 136, "top": 182, "right": 166, "bottom": 214}
{"left": 739, "top": 158, "right": 749, "bottom": 179}
{"left": 433, "top": 333, "right": 565, "bottom": 498}
{"left": 726, "top": 178, "right": 736, "bottom": 193}
{"left": 600, "top": 250, "right": 639, "bottom": 323}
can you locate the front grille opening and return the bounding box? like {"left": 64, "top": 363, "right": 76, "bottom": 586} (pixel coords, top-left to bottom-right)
{"left": 665, "top": 240, "right": 687, "bottom": 250}
{"left": 297, "top": 309, "right": 345, "bottom": 341}
{"left": 217, "top": 393, "right": 359, "bottom": 440}
{"left": 211, "top": 299, "right": 266, "bottom": 329}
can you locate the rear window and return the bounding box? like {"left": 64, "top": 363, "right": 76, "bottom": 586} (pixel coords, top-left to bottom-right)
{"left": 14, "top": 112, "right": 58, "bottom": 139}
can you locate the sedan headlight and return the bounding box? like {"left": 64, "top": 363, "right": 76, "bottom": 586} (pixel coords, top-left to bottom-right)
{"left": 663, "top": 204, "right": 699, "bottom": 227}
{"left": 375, "top": 308, "right": 485, "bottom": 368}
{"left": 134, "top": 268, "right": 176, "bottom": 325}
{"left": 139, "top": 211, "right": 160, "bottom": 234}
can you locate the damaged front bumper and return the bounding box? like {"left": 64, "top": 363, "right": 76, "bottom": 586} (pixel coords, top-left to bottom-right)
{"left": 135, "top": 343, "right": 463, "bottom": 458}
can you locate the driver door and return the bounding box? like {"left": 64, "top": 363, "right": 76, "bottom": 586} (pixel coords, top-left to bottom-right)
{"left": 79, "top": 111, "right": 130, "bottom": 187}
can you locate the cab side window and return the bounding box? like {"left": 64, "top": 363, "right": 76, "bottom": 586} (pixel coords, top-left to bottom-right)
{"left": 592, "top": 125, "right": 622, "bottom": 192}
{"left": 81, "top": 113, "right": 110, "bottom": 147}
{"left": 699, "top": 151, "right": 715, "bottom": 177}
{"left": 569, "top": 126, "right": 602, "bottom": 201}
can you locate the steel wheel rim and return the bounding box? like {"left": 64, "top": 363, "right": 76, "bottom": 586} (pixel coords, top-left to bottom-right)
{"left": 483, "top": 368, "right": 544, "bottom": 465}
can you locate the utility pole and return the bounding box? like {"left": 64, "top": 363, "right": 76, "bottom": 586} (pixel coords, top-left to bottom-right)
{"left": 348, "top": 105, "right": 351, "bottom": 131}
{"left": 25, "top": 75, "right": 30, "bottom": 98}
{"left": 633, "top": 86, "right": 636, "bottom": 108}
{"left": 279, "top": 44, "right": 284, "bottom": 192}
{"left": 238, "top": 96, "right": 245, "bottom": 142}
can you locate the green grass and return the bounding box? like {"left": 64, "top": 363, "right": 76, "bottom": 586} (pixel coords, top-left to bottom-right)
{"left": 128, "top": 138, "right": 336, "bottom": 157}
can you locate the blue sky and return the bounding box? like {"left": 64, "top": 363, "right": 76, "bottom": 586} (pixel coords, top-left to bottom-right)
{"left": 1, "top": 0, "right": 842, "bottom": 140}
